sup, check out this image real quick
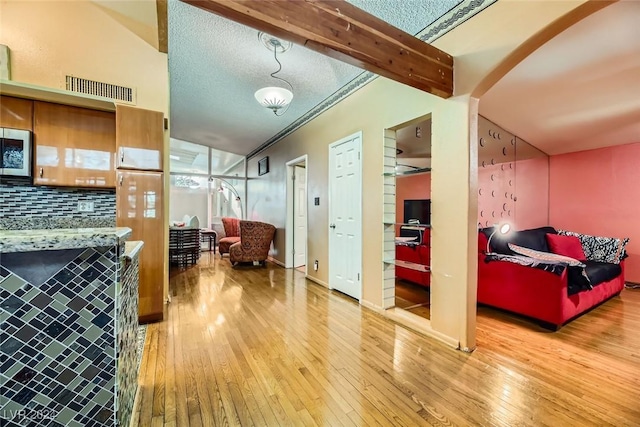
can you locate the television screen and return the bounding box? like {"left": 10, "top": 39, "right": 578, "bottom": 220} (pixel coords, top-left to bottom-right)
{"left": 403, "top": 199, "right": 431, "bottom": 224}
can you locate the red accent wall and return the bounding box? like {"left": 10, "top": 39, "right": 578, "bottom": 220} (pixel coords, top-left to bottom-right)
{"left": 549, "top": 143, "right": 640, "bottom": 283}
{"left": 396, "top": 173, "right": 431, "bottom": 229}
{"left": 514, "top": 157, "right": 549, "bottom": 229}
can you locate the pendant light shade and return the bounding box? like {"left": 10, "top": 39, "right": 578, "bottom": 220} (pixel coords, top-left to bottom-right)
{"left": 255, "top": 33, "right": 294, "bottom": 116}
{"left": 254, "top": 86, "right": 293, "bottom": 113}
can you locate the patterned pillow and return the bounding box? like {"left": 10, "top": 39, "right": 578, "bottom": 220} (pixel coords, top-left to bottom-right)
{"left": 508, "top": 243, "right": 585, "bottom": 267}
{"left": 558, "top": 230, "right": 629, "bottom": 264}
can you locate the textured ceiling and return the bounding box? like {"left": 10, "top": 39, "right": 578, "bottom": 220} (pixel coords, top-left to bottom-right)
{"left": 480, "top": 1, "right": 640, "bottom": 156}
{"left": 168, "top": 0, "right": 462, "bottom": 156}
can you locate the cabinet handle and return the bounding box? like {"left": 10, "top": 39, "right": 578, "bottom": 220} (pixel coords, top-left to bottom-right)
{"left": 39, "top": 167, "right": 43, "bottom": 178}
{"left": 120, "top": 148, "right": 124, "bottom": 163}
{"left": 119, "top": 174, "right": 123, "bottom": 186}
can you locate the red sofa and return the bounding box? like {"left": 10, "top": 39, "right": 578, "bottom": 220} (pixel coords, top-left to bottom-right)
{"left": 396, "top": 227, "right": 431, "bottom": 287}
{"left": 396, "top": 243, "right": 431, "bottom": 287}
{"left": 477, "top": 230, "right": 625, "bottom": 329}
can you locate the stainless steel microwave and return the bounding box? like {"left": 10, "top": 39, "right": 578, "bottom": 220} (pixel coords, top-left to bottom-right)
{"left": 1, "top": 127, "right": 32, "bottom": 177}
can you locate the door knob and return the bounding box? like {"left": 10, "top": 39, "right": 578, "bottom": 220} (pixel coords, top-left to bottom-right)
{"left": 329, "top": 223, "right": 336, "bottom": 229}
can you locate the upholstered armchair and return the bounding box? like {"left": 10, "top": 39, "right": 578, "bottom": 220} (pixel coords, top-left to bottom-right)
{"left": 218, "top": 217, "right": 241, "bottom": 257}
{"left": 229, "top": 221, "right": 276, "bottom": 266}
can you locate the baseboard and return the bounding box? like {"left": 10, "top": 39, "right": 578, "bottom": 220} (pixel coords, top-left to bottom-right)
{"left": 360, "top": 299, "right": 384, "bottom": 313}
{"left": 267, "top": 256, "right": 286, "bottom": 268}
{"left": 305, "top": 274, "right": 329, "bottom": 288}
{"left": 360, "top": 304, "right": 460, "bottom": 350}
{"left": 128, "top": 383, "right": 142, "bottom": 427}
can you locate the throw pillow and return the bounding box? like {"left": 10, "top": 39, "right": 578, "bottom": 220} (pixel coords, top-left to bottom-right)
{"left": 508, "top": 243, "right": 585, "bottom": 267}
{"left": 558, "top": 230, "right": 630, "bottom": 264}
{"left": 546, "top": 234, "right": 586, "bottom": 260}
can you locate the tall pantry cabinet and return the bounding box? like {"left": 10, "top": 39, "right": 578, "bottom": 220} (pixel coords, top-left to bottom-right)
{"left": 115, "top": 104, "right": 166, "bottom": 323}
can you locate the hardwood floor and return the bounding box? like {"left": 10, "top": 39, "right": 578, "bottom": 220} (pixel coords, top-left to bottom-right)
{"left": 134, "top": 251, "right": 640, "bottom": 426}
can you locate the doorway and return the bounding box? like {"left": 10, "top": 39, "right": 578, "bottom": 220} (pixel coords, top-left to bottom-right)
{"left": 328, "top": 132, "right": 362, "bottom": 301}
{"left": 285, "top": 155, "right": 308, "bottom": 271}
{"left": 387, "top": 116, "right": 432, "bottom": 319}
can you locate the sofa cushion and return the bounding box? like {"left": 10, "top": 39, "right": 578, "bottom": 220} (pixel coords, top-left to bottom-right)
{"left": 558, "top": 230, "right": 629, "bottom": 264}
{"left": 584, "top": 260, "right": 622, "bottom": 286}
{"left": 486, "top": 226, "right": 556, "bottom": 255}
{"left": 546, "top": 234, "right": 586, "bottom": 260}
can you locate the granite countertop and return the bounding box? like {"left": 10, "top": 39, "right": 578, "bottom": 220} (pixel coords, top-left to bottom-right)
{"left": 123, "top": 240, "right": 144, "bottom": 261}
{"left": 0, "top": 227, "right": 132, "bottom": 253}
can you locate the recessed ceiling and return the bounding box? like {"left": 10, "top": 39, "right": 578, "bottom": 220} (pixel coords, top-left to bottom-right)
{"left": 168, "top": 0, "right": 463, "bottom": 156}
{"left": 480, "top": 1, "right": 640, "bottom": 156}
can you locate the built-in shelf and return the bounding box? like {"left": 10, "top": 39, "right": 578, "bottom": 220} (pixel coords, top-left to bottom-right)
{"left": 0, "top": 79, "right": 116, "bottom": 112}
{"left": 383, "top": 222, "right": 431, "bottom": 228}
{"left": 383, "top": 259, "right": 431, "bottom": 272}
{"left": 383, "top": 167, "right": 431, "bottom": 177}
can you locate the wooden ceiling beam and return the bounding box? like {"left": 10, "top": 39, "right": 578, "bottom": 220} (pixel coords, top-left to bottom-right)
{"left": 157, "top": 0, "right": 168, "bottom": 54}
{"left": 182, "top": 0, "right": 453, "bottom": 98}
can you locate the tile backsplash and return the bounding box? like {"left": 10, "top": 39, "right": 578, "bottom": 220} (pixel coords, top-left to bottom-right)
{"left": 0, "top": 177, "right": 115, "bottom": 218}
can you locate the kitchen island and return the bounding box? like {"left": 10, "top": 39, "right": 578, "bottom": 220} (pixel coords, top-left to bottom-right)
{"left": 0, "top": 227, "right": 142, "bottom": 427}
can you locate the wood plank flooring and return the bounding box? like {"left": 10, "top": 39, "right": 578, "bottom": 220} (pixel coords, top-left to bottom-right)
{"left": 134, "top": 251, "right": 640, "bottom": 426}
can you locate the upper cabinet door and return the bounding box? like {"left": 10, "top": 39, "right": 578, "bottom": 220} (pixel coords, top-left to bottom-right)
{"left": 33, "top": 101, "right": 116, "bottom": 188}
{"left": 0, "top": 96, "right": 34, "bottom": 131}
{"left": 116, "top": 104, "right": 164, "bottom": 171}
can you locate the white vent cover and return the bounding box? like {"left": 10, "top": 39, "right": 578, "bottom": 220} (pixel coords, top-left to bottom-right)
{"left": 65, "top": 75, "right": 136, "bottom": 104}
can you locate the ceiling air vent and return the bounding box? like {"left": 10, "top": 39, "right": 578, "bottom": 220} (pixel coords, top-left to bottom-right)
{"left": 65, "top": 75, "right": 136, "bottom": 104}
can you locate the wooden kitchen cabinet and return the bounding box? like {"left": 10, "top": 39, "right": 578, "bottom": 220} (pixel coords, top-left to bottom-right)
{"left": 0, "top": 96, "right": 33, "bottom": 130}
{"left": 116, "top": 170, "right": 165, "bottom": 323}
{"left": 116, "top": 104, "right": 164, "bottom": 171}
{"left": 33, "top": 101, "right": 116, "bottom": 187}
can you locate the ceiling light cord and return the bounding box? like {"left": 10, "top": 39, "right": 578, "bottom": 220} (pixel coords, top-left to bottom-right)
{"left": 269, "top": 46, "right": 293, "bottom": 116}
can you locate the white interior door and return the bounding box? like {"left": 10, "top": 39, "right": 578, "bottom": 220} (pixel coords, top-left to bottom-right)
{"left": 329, "top": 132, "right": 362, "bottom": 300}
{"left": 293, "top": 165, "right": 307, "bottom": 268}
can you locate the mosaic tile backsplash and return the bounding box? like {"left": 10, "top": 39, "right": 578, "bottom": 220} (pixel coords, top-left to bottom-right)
{"left": 0, "top": 177, "right": 116, "bottom": 218}
{"left": 0, "top": 244, "right": 139, "bottom": 427}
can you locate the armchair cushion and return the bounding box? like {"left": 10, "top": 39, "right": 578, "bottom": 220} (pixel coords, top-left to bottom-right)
{"left": 219, "top": 217, "right": 241, "bottom": 256}
{"left": 221, "top": 217, "right": 240, "bottom": 238}
{"left": 229, "top": 221, "right": 276, "bottom": 265}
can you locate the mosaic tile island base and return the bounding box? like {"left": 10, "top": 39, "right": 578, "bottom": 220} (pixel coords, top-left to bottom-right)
{"left": 1, "top": 227, "right": 142, "bottom": 427}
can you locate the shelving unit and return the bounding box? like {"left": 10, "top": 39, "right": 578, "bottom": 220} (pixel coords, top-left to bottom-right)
{"left": 383, "top": 167, "right": 431, "bottom": 177}
{"left": 384, "top": 222, "right": 431, "bottom": 287}
{"left": 383, "top": 258, "right": 431, "bottom": 272}
{"left": 383, "top": 222, "right": 431, "bottom": 227}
